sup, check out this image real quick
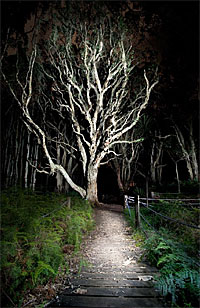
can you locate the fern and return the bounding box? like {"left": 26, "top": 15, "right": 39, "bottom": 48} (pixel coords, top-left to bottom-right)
{"left": 154, "top": 241, "right": 172, "bottom": 253}
{"left": 157, "top": 253, "right": 180, "bottom": 267}
{"left": 142, "top": 231, "right": 200, "bottom": 307}
{"left": 32, "top": 261, "right": 56, "bottom": 285}
{"left": 156, "top": 269, "right": 200, "bottom": 304}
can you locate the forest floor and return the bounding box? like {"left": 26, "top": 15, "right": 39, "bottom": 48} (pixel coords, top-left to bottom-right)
{"left": 44, "top": 204, "right": 164, "bottom": 307}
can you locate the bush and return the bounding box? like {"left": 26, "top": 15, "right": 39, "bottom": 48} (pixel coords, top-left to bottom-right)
{"left": 1, "top": 188, "right": 94, "bottom": 307}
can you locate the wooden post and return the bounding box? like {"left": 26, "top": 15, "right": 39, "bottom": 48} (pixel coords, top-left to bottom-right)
{"left": 124, "top": 195, "right": 127, "bottom": 209}
{"left": 135, "top": 195, "right": 141, "bottom": 229}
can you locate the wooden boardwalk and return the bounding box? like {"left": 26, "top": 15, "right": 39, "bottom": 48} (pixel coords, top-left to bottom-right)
{"left": 46, "top": 205, "right": 164, "bottom": 308}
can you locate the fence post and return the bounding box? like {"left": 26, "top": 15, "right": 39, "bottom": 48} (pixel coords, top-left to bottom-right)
{"left": 135, "top": 195, "right": 141, "bottom": 229}
{"left": 124, "top": 195, "right": 127, "bottom": 208}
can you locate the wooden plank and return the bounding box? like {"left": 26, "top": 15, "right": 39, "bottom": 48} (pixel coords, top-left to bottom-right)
{"left": 49, "top": 295, "right": 164, "bottom": 307}
{"left": 77, "top": 272, "right": 156, "bottom": 280}
{"left": 63, "top": 286, "right": 161, "bottom": 298}
{"left": 69, "top": 278, "right": 153, "bottom": 287}
{"left": 81, "top": 266, "right": 158, "bottom": 273}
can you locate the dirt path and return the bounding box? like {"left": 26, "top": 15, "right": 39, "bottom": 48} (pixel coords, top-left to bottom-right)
{"left": 82, "top": 206, "right": 143, "bottom": 268}
{"left": 47, "top": 205, "right": 164, "bottom": 308}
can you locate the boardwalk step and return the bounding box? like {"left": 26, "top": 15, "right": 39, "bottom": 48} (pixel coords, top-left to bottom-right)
{"left": 76, "top": 272, "right": 156, "bottom": 279}
{"left": 48, "top": 295, "right": 163, "bottom": 307}
{"left": 80, "top": 265, "right": 158, "bottom": 273}
{"left": 63, "top": 286, "right": 161, "bottom": 297}
{"left": 69, "top": 278, "right": 153, "bottom": 287}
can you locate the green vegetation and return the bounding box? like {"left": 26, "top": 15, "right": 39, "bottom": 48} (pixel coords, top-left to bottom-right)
{"left": 124, "top": 198, "right": 200, "bottom": 308}
{"left": 1, "top": 188, "right": 94, "bottom": 307}
{"left": 144, "top": 234, "right": 200, "bottom": 307}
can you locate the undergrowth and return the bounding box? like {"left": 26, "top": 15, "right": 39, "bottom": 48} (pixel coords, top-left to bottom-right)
{"left": 1, "top": 188, "right": 94, "bottom": 307}
{"left": 124, "top": 200, "right": 200, "bottom": 308}
{"left": 143, "top": 234, "right": 200, "bottom": 307}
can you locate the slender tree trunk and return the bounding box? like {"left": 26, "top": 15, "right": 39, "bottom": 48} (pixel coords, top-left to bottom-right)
{"left": 25, "top": 133, "right": 30, "bottom": 189}
{"left": 6, "top": 153, "right": 11, "bottom": 187}
{"left": 31, "top": 143, "right": 39, "bottom": 191}
{"left": 175, "top": 161, "right": 181, "bottom": 193}
{"left": 4, "top": 140, "right": 10, "bottom": 188}
{"left": 189, "top": 122, "right": 198, "bottom": 180}
{"left": 150, "top": 143, "right": 156, "bottom": 183}
{"left": 62, "top": 148, "right": 68, "bottom": 193}
{"left": 174, "top": 124, "right": 195, "bottom": 181}
{"left": 20, "top": 128, "right": 25, "bottom": 187}
{"left": 186, "top": 159, "right": 194, "bottom": 181}
{"left": 14, "top": 122, "right": 19, "bottom": 186}
{"left": 10, "top": 156, "right": 14, "bottom": 187}
{"left": 168, "top": 152, "right": 181, "bottom": 194}
{"left": 157, "top": 150, "right": 164, "bottom": 186}
{"left": 56, "top": 142, "right": 63, "bottom": 192}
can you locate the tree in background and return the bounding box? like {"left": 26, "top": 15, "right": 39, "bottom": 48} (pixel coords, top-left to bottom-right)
{"left": 173, "top": 119, "right": 198, "bottom": 182}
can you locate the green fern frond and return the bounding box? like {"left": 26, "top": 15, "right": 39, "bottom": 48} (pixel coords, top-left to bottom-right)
{"left": 156, "top": 269, "right": 200, "bottom": 303}
{"left": 32, "top": 261, "right": 56, "bottom": 285}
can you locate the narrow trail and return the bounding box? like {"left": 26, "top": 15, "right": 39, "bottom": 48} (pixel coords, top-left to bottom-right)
{"left": 47, "top": 204, "right": 164, "bottom": 308}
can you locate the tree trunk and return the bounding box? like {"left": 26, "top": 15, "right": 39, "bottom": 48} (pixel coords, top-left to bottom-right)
{"left": 186, "top": 158, "right": 194, "bottom": 181}
{"left": 150, "top": 143, "right": 156, "bottom": 183}
{"left": 174, "top": 124, "right": 195, "bottom": 181}
{"left": 56, "top": 143, "right": 63, "bottom": 192}
{"left": 31, "top": 143, "right": 39, "bottom": 191}
{"left": 25, "top": 133, "right": 30, "bottom": 189}
{"left": 175, "top": 161, "right": 181, "bottom": 193}
{"left": 86, "top": 163, "right": 99, "bottom": 205}
{"left": 189, "top": 122, "right": 198, "bottom": 180}
{"left": 116, "top": 166, "right": 125, "bottom": 192}
{"left": 20, "top": 128, "right": 25, "bottom": 187}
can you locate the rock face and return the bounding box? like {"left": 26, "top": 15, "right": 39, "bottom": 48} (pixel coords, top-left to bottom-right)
{"left": 46, "top": 205, "right": 164, "bottom": 307}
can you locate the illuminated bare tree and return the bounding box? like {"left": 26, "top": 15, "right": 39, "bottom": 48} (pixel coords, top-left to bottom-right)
{"left": 2, "top": 18, "right": 158, "bottom": 204}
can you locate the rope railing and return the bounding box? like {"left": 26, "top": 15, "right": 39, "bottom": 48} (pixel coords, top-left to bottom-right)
{"left": 141, "top": 202, "right": 200, "bottom": 230}
{"left": 124, "top": 195, "right": 200, "bottom": 231}
{"left": 140, "top": 198, "right": 200, "bottom": 208}
{"left": 41, "top": 198, "right": 71, "bottom": 218}
{"left": 140, "top": 198, "right": 199, "bottom": 201}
